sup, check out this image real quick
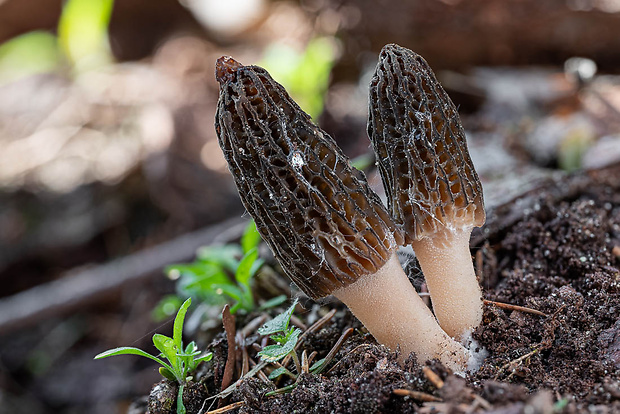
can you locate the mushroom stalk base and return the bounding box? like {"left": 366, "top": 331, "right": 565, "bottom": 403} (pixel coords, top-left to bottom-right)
{"left": 332, "top": 253, "right": 470, "bottom": 372}
{"left": 411, "top": 228, "right": 483, "bottom": 341}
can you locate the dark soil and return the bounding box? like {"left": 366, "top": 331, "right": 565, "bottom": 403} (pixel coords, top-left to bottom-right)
{"left": 131, "top": 163, "right": 620, "bottom": 413}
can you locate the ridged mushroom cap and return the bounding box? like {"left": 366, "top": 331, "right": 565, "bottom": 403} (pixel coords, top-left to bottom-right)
{"left": 215, "top": 56, "right": 402, "bottom": 299}
{"left": 368, "top": 44, "right": 485, "bottom": 244}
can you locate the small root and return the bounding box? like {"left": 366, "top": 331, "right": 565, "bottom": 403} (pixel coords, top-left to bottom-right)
{"left": 484, "top": 300, "right": 547, "bottom": 317}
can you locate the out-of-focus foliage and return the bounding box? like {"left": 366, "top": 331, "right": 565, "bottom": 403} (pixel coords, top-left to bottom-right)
{"left": 0, "top": 0, "right": 114, "bottom": 84}
{"left": 0, "top": 32, "right": 62, "bottom": 84}
{"left": 558, "top": 130, "right": 593, "bottom": 171}
{"left": 261, "top": 37, "right": 337, "bottom": 120}
{"left": 163, "top": 220, "right": 286, "bottom": 316}
{"left": 58, "top": 0, "right": 114, "bottom": 71}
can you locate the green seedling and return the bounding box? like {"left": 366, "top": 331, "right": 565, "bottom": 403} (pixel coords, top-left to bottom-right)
{"left": 258, "top": 299, "right": 302, "bottom": 368}
{"left": 164, "top": 220, "right": 286, "bottom": 316}
{"left": 95, "top": 298, "right": 212, "bottom": 414}
{"left": 257, "top": 300, "right": 330, "bottom": 395}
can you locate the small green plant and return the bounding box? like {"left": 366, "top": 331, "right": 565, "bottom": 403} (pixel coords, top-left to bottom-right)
{"left": 95, "top": 298, "right": 211, "bottom": 414}
{"left": 258, "top": 299, "right": 303, "bottom": 369}
{"left": 257, "top": 300, "right": 330, "bottom": 394}
{"left": 163, "top": 220, "right": 286, "bottom": 316}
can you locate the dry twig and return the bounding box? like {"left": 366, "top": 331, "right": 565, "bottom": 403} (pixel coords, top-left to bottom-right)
{"left": 422, "top": 366, "right": 444, "bottom": 389}
{"left": 393, "top": 389, "right": 442, "bottom": 402}
{"left": 221, "top": 305, "right": 237, "bottom": 392}
{"left": 484, "top": 299, "right": 547, "bottom": 317}
{"left": 206, "top": 401, "right": 245, "bottom": 414}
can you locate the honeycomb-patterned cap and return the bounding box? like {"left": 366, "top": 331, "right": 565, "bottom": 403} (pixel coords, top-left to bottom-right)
{"left": 215, "top": 56, "right": 402, "bottom": 299}
{"left": 368, "top": 44, "right": 485, "bottom": 244}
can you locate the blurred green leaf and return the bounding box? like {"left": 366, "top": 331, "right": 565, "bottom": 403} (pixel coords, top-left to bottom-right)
{"left": 259, "top": 295, "right": 288, "bottom": 310}
{"left": 196, "top": 245, "right": 243, "bottom": 273}
{"left": 558, "top": 130, "right": 593, "bottom": 172}
{"left": 152, "top": 295, "right": 183, "bottom": 322}
{"left": 236, "top": 248, "right": 259, "bottom": 287}
{"left": 261, "top": 37, "right": 337, "bottom": 119}
{"left": 58, "top": 0, "right": 114, "bottom": 71}
{"left": 241, "top": 220, "right": 262, "bottom": 254}
{"left": 0, "top": 31, "right": 62, "bottom": 84}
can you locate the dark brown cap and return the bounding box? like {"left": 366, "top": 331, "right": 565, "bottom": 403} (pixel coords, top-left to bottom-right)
{"left": 367, "top": 44, "right": 485, "bottom": 244}
{"left": 215, "top": 57, "right": 402, "bottom": 299}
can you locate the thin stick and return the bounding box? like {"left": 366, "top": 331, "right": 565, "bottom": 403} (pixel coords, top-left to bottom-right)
{"left": 221, "top": 305, "right": 237, "bottom": 392}
{"left": 393, "top": 389, "right": 442, "bottom": 402}
{"left": 301, "top": 350, "right": 309, "bottom": 373}
{"left": 206, "top": 401, "right": 245, "bottom": 414}
{"left": 422, "top": 366, "right": 444, "bottom": 389}
{"left": 484, "top": 300, "right": 546, "bottom": 317}
{"left": 249, "top": 358, "right": 270, "bottom": 384}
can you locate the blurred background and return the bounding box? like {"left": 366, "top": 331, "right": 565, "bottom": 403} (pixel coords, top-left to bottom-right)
{"left": 0, "top": 0, "right": 619, "bottom": 412}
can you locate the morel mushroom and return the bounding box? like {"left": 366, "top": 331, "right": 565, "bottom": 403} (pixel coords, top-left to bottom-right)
{"left": 368, "top": 44, "right": 486, "bottom": 340}
{"left": 215, "top": 56, "right": 474, "bottom": 371}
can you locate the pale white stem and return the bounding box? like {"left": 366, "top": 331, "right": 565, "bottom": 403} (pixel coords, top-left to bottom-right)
{"left": 411, "top": 228, "right": 483, "bottom": 340}
{"left": 333, "top": 253, "right": 470, "bottom": 372}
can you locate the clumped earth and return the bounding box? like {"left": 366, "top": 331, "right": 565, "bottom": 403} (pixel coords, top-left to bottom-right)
{"left": 135, "top": 163, "right": 620, "bottom": 413}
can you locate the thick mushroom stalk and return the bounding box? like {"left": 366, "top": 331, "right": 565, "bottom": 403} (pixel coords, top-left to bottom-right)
{"left": 215, "top": 56, "right": 472, "bottom": 371}
{"left": 368, "top": 44, "right": 486, "bottom": 340}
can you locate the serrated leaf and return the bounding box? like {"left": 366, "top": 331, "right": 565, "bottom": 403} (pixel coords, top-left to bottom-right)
{"left": 258, "top": 299, "right": 298, "bottom": 336}
{"left": 241, "top": 220, "right": 262, "bottom": 253}
{"left": 257, "top": 328, "right": 301, "bottom": 362}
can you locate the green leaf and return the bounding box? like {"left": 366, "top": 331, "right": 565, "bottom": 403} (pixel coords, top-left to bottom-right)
{"left": 152, "top": 295, "right": 182, "bottom": 322}
{"left": 259, "top": 295, "right": 288, "bottom": 310}
{"left": 159, "top": 367, "right": 177, "bottom": 381}
{"left": 309, "top": 357, "right": 327, "bottom": 374}
{"left": 94, "top": 347, "right": 172, "bottom": 372}
{"left": 268, "top": 366, "right": 296, "bottom": 380}
{"left": 197, "top": 245, "right": 243, "bottom": 272}
{"left": 236, "top": 248, "right": 258, "bottom": 287}
{"left": 58, "top": 0, "right": 114, "bottom": 71}
{"left": 173, "top": 298, "right": 192, "bottom": 353}
{"left": 257, "top": 328, "right": 301, "bottom": 362}
{"left": 153, "top": 334, "right": 179, "bottom": 378}
{"left": 241, "top": 220, "right": 262, "bottom": 253}
{"left": 0, "top": 31, "right": 62, "bottom": 85}
{"left": 258, "top": 299, "right": 298, "bottom": 336}
{"left": 265, "top": 382, "right": 299, "bottom": 396}
{"left": 212, "top": 283, "right": 243, "bottom": 303}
